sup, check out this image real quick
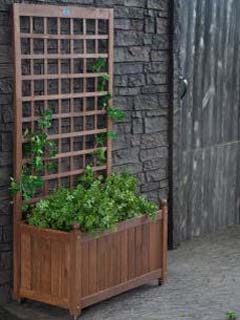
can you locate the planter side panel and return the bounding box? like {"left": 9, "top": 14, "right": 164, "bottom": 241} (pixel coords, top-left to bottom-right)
{"left": 81, "top": 217, "right": 163, "bottom": 300}
{"left": 19, "top": 224, "right": 71, "bottom": 308}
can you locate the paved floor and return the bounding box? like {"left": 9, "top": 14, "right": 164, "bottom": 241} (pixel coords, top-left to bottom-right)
{"left": 3, "top": 225, "right": 240, "bottom": 320}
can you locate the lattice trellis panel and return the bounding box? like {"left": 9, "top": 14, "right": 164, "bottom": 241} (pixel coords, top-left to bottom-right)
{"left": 13, "top": 4, "right": 113, "bottom": 216}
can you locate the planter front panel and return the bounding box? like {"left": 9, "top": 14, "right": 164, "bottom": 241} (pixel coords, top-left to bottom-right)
{"left": 19, "top": 224, "right": 71, "bottom": 308}
{"left": 81, "top": 218, "right": 163, "bottom": 298}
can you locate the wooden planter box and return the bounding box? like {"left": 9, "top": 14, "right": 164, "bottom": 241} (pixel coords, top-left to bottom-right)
{"left": 16, "top": 202, "right": 168, "bottom": 319}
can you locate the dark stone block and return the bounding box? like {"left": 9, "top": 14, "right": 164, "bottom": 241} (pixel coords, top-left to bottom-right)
{"left": 160, "top": 179, "right": 168, "bottom": 188}
{"left": 150, "top": 50, "right": 169, "bottom": 62}
{"left": 131, "top": 19, "right": 144, "bottom": 31}
{"left": 141, "top": 181, "right": 160, "bottom": 192}
{"left": 140, "top": 146, "right": 168, "bottom": 161}
{"left": 1, "top": 133, "right": 13, "bottom": 152}
{"left": 115, "top": 19, "right": 131, "bottom": 30}
{"left": 141, "top": 132, "right": 168, "bottom": 148}
{"left": 146, "top": 168, "right": 167, "bottom": 182}
{"left": 113, "top": 147, "right": 140, "bottom": 166}
{"left": 0, "top": 46, "right": 11, "bottom": 64}
{"left": 115, "top": 46, "right": 150, "bottom": 62}
{"left": 113, "top": 96, "right": 134, "bottom": 111}
{"left": 128, "top": 74, "right": 145, "bottom": 87}
{"left": 112, "top": 134, "right": 131, "bottom": 151}
{"left": 147, "top": 0, "right": 168, "bottom": 11}
{"left": 113, "top": 163, "right": 142, "bottom": 175}
{"left": 119, "top": 87, "right": 140, "bottom": 96}
{"left": 1, "top": 106, "right": 13, "bottom": 123}
{"left": 114, "top": 62, "right": 143, "bottom": 75}
{"left": 156, "top": 17, "right": 169, "bottom": 34}
{"left": 115, "top": 31, "right": 143, "bottom": 46}
{"left": 143, "top": 157, "right": 168, "bottom": 170}
{"left": 152, "top": 34, "right": 169, "bottom": 49}
{"left": 114, "top": 75, "right": 128, "bottom": 87}
{"left": 0, "top": 283, "right": 11, "bottom": 304}
{"left": 132, "top": 118, "right": 143, "bottom": 134}
{"left": 141, "top": 85, "right": 168, "bottom": 94}
{"left": 0, "top": 252, "right": 12, "bottom": 270}
{"left": 144, "top": 61, "right": 169, "bottom": 73}
{"left": 144, "top": 116, "right": 168, "bottom": 133}
{"left": 0, "top": 270, "right": 11, "bottom": 285}
{"left": 0, "top": 224, "right": 12, "bottom": 243}
{"left": 144, "top": 17, "right": 155, "bottom": 33}
{"left": 146, "top": 73, "right": 168, "bottom": 85}
{"left": 0, "top": 167, "right": 12, "bottom": 187}
{"left": 134, "top": 95, "right": 159, "bottom": 110}
{"left": 124, "top": 0, "right": 146, "bottom": 7}
{"left": 0, "top": 64, "right": 13, "bottom": 79}
{"left": 0, "top": 197, "right": 11, "bottom": 216}
{"left": 113, "top": 122, "right": 131, "bottom": 134}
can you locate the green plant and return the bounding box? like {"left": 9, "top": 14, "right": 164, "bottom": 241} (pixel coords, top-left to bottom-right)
{"left": 10, "top": 109, "right": 56, "bottom": 211}
{"left": 28, "top": 166, "right": 158, "bottom": 233}
{"left": 92, "top": 58, "right": 125, "bottom": 164}
{"left": 226, "top": 311, "right": 238, "bottom": 320}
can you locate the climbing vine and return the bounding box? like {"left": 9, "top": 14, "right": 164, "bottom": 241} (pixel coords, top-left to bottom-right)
{"left": 10, "top": 109, "right": 57, "bottom": 211}
{"left": 92, "top": 58, "right": 125, "bottom": 164}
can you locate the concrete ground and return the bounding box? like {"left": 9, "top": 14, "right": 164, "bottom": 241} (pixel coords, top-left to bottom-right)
{"left": 3, "top": 225, "right": 240, "bottom": 320}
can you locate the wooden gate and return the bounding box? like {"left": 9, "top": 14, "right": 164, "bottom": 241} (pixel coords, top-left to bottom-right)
{"left": 173, "top": 0, "right": 240, "bottom": 243}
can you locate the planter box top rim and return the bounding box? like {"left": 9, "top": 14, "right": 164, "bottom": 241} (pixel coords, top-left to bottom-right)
{"left": 19, "top": 210, "right": 163, "bottom": 239}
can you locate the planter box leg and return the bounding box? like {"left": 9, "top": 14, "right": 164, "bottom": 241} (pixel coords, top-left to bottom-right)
{"left": 159, "top": 199, "right": 168, "bottom": 285}
{"left": 17, "top": 298, "right": 26, "bottom": 304}
{"left": 70, "top": 313, "right": 81, "bottom": 320}
{"left": 70, "top": 225, "right": 82, "bottom": 319}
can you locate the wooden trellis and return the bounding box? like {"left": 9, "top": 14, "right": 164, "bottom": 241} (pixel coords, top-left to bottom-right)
{"left": 13, "top": 3, "right": 113, "bottom": 214}
{"left": 13, "top": 2, "right": 113, "bottom": 303}
{"left": 12, "top": 5, "right": 168, "bottom": 318}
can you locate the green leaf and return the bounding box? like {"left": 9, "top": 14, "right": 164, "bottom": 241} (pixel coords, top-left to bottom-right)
{"left": 107, "top": 107, "right": 125, "bottom": 121}
{"left": 92, "top": 58, "right": 106, "bottom": 72}
{"left": 98, "top": 93, "right": 112, "bottom": 109}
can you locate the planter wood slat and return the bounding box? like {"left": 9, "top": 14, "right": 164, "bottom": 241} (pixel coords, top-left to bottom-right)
{"left": 12, "top": 3, "right": 168, "bottom": 318}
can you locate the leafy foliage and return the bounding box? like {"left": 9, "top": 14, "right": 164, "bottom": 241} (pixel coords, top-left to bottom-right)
{"left": 10, "top": 109, "right": 56, "bottom": 210}
{"left": 91, "top": 58, "right": 125, "bottom": 164}
{"left": 226, "top": 311, "right": 238, "bottom": 320}
{"left": 107, "top": 107, "right": 125, "bottom": 121}
{"left": 28, "top": 166, "right": 158, "bottom": 233}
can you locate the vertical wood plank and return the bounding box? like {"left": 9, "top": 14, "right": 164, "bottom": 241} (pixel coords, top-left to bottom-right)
{"left": 51, "top": 240, "right": 62, "bottom": 297}
{"left": 69, "top": 228, "right": 82, "bottom": 318}
{"left": 20, "top": 232, "right": 31, "bottom": 290}
{"left": 120, "top": 229, "right": 128, "bottom": 283}
{"left": 81, "top": 242, "right": 89, "bottom": 297}
{"left": 135, "top": 225, "right": 143, "bottom": 277}
{"left": 31, "top": 235, "right": 41, "bottom": 292}
{"left": 39, "top": 238, "right": 51, "bottom": 294}
{"left": 96, "top": 237, "right": 103, "bottom": 291}
{"left": 128, "top": 227, "right": 136, "bottom": 280}
{"left": 142, "top": 223, "right": 150, "bottom": 274}
{"left": 88, "top": 239, "right": 97, "bottom": 294}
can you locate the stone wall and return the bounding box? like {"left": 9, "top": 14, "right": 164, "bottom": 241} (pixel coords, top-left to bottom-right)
{"left": 0, "top": 0, "right": 171, "bottom": 303}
